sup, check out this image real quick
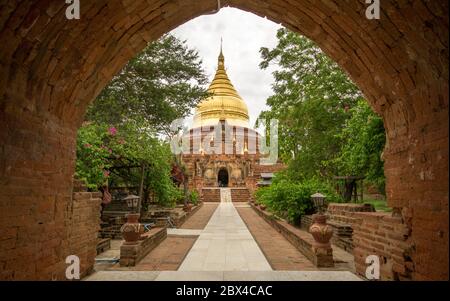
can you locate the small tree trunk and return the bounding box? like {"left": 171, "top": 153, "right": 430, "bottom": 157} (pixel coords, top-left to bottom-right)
{"left": 138, "top": 163, "right": 145, "bottom": 214}
{"left": 344, "top": 179, "right": 355, "bottom": 202}
{"left": 183, "top": 178, "right": 189, "bottom": 206}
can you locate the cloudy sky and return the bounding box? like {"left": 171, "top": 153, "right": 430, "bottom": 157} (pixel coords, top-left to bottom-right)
{"left": 170, "top": 7, "right": 282, "bottom": 128}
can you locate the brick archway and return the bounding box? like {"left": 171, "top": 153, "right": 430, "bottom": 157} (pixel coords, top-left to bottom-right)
{"left": 0, "top": 1, "right": 447, "bottom": 280}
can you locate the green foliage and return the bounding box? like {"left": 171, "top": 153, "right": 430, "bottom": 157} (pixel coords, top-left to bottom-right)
{"left": 76, "top": 34, "right": 208, "bottom": 207}
{"left": 76, "top": 122, "right": 180, "bottom": 207}
{"left": 363, "top": 199, "right": 392, "bottom": 212}
{"left": 333, "top": 100, "right": 386, "bottom": 192}
{"left": 254, "top": 28, "right": 387, "bottom": 221}
{"left": 75, "top": 123, "right": 114, "bottom": 190}
{"left": 257, "top": 28, "right": 385, "bottom": 190}
{"left": 189, "top": 190, "right": 199, "bottom": 205}
{"left": 257, "top": 28, "right": 363, "bottom": 180}
{"left": 86, "top": 34, "right": 208, "bottom": 133}
{"left": 255, "top": 173, "right": 341, "bottom": 224}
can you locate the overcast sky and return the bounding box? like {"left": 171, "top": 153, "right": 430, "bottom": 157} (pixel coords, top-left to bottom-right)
{"left": 170, "top": 7, "right": 282, "bottom": 129}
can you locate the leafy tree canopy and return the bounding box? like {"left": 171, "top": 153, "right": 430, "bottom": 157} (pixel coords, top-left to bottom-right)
{"left": 258, "top": 28, "right": 385, "bottom": 191}
{"left": 86, "top": 34, "right": 209, "bottom": 133}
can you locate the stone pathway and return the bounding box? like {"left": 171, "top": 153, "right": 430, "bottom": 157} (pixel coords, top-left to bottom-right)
{"left": 87, "top": 191, "right": 361, "bottom": 281}
{"left": 178, "top": 201, "right": 272, "bottom": 271}
{"left": 220, "top": 188, "right": 232, "bottom": 203}
{"left": 86, "top": 270, "right": 361, "bottom": 281}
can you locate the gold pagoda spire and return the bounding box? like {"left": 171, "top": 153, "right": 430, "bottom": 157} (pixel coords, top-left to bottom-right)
{"left": 192, "top": 42, "right": 249, "bottom": 128}
{"left": 207, "top": 42, "right": 242, "bottom": 100}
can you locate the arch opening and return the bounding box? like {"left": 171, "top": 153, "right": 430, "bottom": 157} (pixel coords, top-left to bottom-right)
{"left": 0, "top": 0, "right": 447, "bottom": 281}
{"left": 218, "top": 168, "right": 229, "bottom": 187}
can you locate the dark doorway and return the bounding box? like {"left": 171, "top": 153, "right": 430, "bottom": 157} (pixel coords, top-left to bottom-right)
{"left": 218, "top": 169, "right": 229, "bottom": 187}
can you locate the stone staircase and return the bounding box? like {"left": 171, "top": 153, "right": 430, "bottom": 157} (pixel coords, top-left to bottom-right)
{"left": 220, "top": 188, "right": 232, "bottom": 203}
{"left": 230, "top": 188, "right": 250, "bottom": 202}
{"left": 201, "top": 188, "right": 221, "bottom": 202}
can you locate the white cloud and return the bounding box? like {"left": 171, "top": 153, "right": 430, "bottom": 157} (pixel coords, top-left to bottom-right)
{"left": 170, "top": 7, "right": 282, "bottom": 128}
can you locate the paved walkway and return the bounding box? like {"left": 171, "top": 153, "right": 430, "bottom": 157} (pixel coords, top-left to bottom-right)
{"left": 87, "top": 270, "right": 361, "bottom": 281}
{"left": 178, "top": 199, "right": 271, "bottom": 271}
{"left": 87, "top": 189, "right": 361, "bottom": 281}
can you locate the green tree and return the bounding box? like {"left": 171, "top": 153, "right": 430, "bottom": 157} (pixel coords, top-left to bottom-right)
{"left": 257, "top": 28, "right": 365, "bottom": 180}
{"left": 86, "top": 34, "right": 208, "bottom": 133}
{"left": 333, "top": 100, "right": 386, "bottom": 193}
{"left": 76, "top": 34, "right": 208, "bottom": 207}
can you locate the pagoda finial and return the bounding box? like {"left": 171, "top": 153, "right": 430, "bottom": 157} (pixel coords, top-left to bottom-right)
{"left": 218, "top": 38, "right": 224, "bottom": 68}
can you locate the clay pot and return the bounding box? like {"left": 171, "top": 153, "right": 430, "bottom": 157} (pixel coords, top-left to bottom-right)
{"left": 183, "top": 204, "right": 192, "bottom": 212}
{"left": 120, "top": 213, "right": 144, "bottom": 245}
{"left": 309, "top": 214, "right": 333, "bottom": 249}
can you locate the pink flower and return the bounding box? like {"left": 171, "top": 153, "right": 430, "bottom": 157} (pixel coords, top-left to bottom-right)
{"left": 103, "top": 170, "right": 110, "bottom": 177}
{"left": 83, "top": 143, "right": 92, "bottom": 148}
{"left": 108, "top": 127, "right": 117, "bottom": 136}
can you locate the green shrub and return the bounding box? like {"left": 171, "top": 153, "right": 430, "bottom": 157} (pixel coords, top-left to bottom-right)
{"left": 255, "top": 176, "right": 341, "bottom": 224}
{"left": 189, "top": 190, "right": 199, "bottom": 205}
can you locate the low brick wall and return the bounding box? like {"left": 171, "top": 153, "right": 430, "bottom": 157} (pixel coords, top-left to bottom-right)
{"left": 172, "top": 203, "right": 203, "bottom": 227}
{"left": 120, "top": 227, "right": 167, "bottom": 267}
{"left": 69, "top": 182, "right": 102, "bottom": 279}
{"left": 301, "top": 203, "right": 376, "bottom": 253}
{"left": 352, "top": 212, "right": 413, "bottom": 280}
{"left": 250, "top": 203, "right": 333, "bottom": 267}
{"left": 231, "top": 188, "right": 250, "bottom": 202}
{"left": 202, "top": 188, "right": 220, "bottom": 202}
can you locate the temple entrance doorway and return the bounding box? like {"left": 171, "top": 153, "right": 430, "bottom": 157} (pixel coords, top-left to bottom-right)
{"left": 218, "top": 169, "right": 229, "bottom": 187}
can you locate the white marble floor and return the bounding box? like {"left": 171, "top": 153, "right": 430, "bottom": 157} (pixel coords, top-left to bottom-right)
{"left": 86, "top": 270, "right": 362, "bottom": 281}
{"left": 178, "top": 200, "right": 272, "bottom": 271}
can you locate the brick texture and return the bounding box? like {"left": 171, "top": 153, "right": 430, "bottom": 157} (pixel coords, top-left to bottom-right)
{"left": 0, "top": 0, "right": 448, "bottom": 280}
{"left": 201, "top": 188, "right": 220, "bottom": 202}
{"left": 352, "top": 212, "right": 414, "bottom": 280}
{"left": 0, "top": 179, "right": 101, "bottom": 280}
{"left": 230, "top": 188, "right": 250, "bottom": 202}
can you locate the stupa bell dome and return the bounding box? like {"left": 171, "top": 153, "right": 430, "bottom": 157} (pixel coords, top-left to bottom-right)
{"left": 193, "top": 45, "right": 249, "bottom": 128}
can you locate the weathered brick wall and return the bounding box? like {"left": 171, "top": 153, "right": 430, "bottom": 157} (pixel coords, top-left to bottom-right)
{"left": 120, "top": 227, "right": 167, "bottom": 267}
{"left": 69, "top": 187, "right": 102, "bottom": 279}
{"left": 0, "top": 0, "right": 447, "bottom": 280}
{"left": 0, "top": 179, "right": 101, "bottom": 280}
{"left": 352, "top": 212, "right": 413, "bottom": 281}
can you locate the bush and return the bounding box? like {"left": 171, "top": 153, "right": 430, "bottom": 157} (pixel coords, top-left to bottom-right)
{"left": 189, "top": 190, "right": 199, "bottom": 205}
{"left": 255, "top": 176, "right": 341, "bottom": 224}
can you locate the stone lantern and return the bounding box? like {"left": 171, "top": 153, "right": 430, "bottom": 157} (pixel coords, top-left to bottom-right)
{"left": 120, "top": 195, "right": 144, "bottom": 245}
{"left": 124, "top": 194, "right": 140, "bottom": 213}
{"left": 311, "top": 192, "right": 326, "bottom": 214}
{"left": 309, "top": 192, "right": 334, "bottom": 267}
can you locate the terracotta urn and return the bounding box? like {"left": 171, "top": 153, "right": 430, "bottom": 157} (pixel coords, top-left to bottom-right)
{"left": 309, "top": 214, "right": 333, "bottom": 248}
{"left": 120, "top": 213, "right": 144, "bottom": 245}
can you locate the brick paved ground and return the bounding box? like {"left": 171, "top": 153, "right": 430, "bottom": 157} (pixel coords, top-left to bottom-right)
{"left": 180, "top": 203, "right": 219, "bottom": 230}
{"left": 108, "top": 236, "right": 197, "bottom": 271}
{"left": 236, "top": 207, "right": 317, "bottom": 271}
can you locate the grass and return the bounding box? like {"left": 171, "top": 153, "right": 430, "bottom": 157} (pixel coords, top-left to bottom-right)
{"left": 362, "top": 198, "right": 392, "bottom": 212}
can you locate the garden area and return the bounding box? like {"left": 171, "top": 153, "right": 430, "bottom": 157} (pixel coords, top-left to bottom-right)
{"left": 75, "top": 34, "right": 208, "bottom": 219}
{"left": 254, "top": 28, "right": 389, "bottom": 224}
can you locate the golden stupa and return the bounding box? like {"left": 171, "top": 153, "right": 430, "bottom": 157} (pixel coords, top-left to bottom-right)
{"left": 193, "top": 45, "right": 250, "bottom": 128}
